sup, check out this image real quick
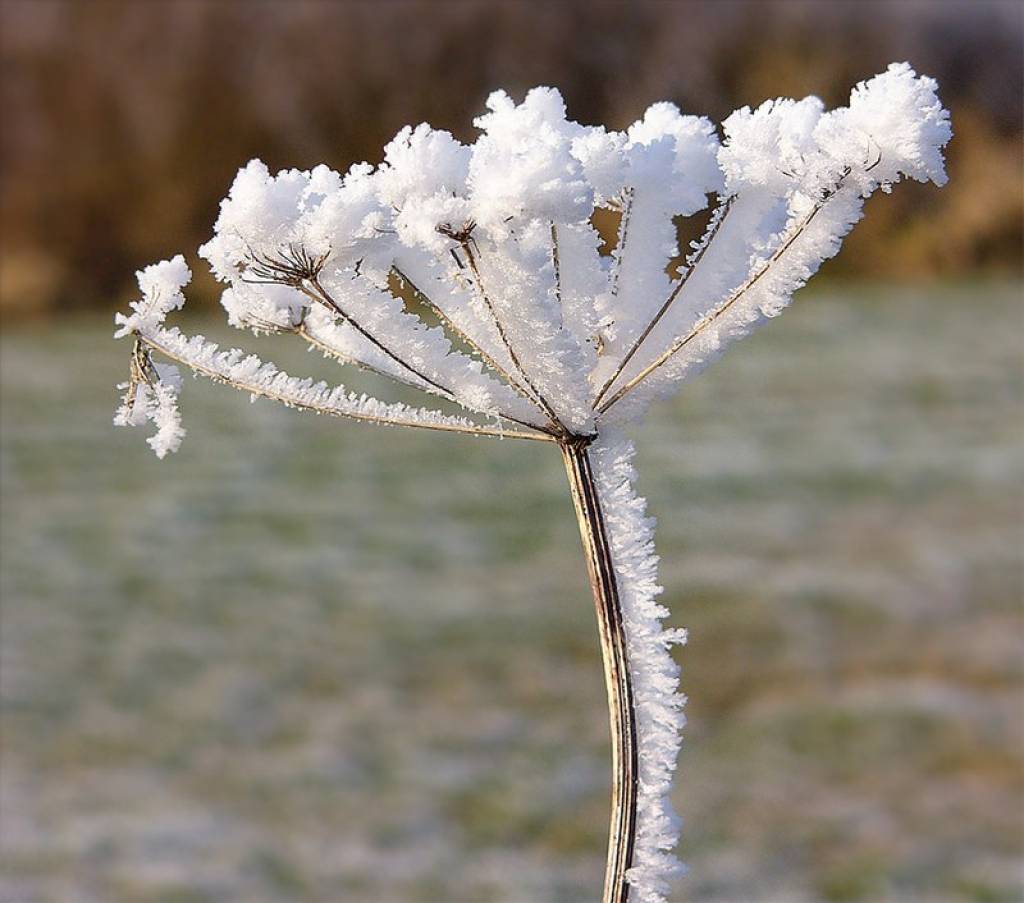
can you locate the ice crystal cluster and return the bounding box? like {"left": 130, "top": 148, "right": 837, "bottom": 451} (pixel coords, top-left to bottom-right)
{"left": 114, "top": 63, "right": 949, "bottom": 900}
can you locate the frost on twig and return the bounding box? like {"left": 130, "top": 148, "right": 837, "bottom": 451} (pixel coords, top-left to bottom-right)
{"left": 113, "top": 63, "right": 949, "bottom": 902}
{"left": 113, "top": 339, "right": 185, "bottom": 459}
{"left": 113, "top": 258, "right": 554, "bottom": 446}
{"left": 591, "top": 432, "right": 689, "bottom": 900}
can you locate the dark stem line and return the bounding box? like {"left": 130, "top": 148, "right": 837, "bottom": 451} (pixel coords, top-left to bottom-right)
{"left": 298, "top": 322, "right": 551, "bottom": 437}
{"left": 389, "top": 265, "right": 550, "bottom": 422}
{"left": 608, "top": 187, "right": 634, "bottom": 300}
{"left": 301, "top": 278, "right": 454, "bottom": 401}
{"left": 561, "top": 439, "right": 638, "bottom": 903}
{"left": 592, "top": 195, "right": 735, "bottom": 409}
{"left": 597, "top": 173, "right": 851, "bottom": 415}
{"left": 550, "top": 221, "right": 564, "bottom": 329}
{"left": 136, "top": 333, "right": 554, "bottom": 442}
{"left": 298, "top": 323, "right": 442, "bottom": 393}
{"left": 461, "top": 241, "right": 568, "bottom": 436}
{"left": 300, "top": 276, "right": 558, "bottom": 437}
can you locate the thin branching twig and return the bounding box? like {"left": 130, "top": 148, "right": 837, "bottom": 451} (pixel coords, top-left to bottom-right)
{"left": 593, "top": 195, "right": 736, "bottom": 408}
{"left": 457, "top": 237, "right": 568, "bottom": 435}
{"left": 597, "top": 172, "right": 853, "bottom": 415}
{"left": 136, "top": 332, "right": 555, "bottom": 442}
{"left": 390, "top": 265, "right": 550, "bottom": 420}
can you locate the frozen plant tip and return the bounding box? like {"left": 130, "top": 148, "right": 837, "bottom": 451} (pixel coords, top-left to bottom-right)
{"left": 114, "top": 63, "right": 950, "bottom": 902}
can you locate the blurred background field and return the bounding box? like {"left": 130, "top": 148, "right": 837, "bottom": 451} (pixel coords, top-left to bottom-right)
{"left": 1, "top": 1, "right": 1023, "bottom": 902}
{"left": 0, "top": 0, "right": 1021, "bottom": 318}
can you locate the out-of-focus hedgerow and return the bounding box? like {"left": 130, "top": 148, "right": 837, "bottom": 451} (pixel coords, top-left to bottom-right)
{"left": 1, "top": 0, "right": 1021, "bottom": 319}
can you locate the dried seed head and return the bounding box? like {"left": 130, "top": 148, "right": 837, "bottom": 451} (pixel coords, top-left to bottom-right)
{"left": 241, "top": 243, "right": 330, "bottom": 288}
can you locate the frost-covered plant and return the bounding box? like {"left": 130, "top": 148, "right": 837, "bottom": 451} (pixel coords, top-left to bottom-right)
{"left": 114, "top": 63, "right": 950, "bottom": 902}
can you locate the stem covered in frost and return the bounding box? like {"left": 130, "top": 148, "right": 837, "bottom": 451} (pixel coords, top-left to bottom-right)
{"left": 561, "top": 437, "right": 639, "bottom": 903}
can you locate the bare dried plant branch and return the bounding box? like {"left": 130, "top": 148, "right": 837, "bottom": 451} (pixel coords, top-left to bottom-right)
{"left": 243, "top": 257, "right": 555, "bottom": 435}
{"left": 241, "top": 243, "right": 331, "bottom": 287}
{"left": 297, "top": 319, "right": 554, "bottom": 436}
{"left": 297, "top": 322, "right": 435, "bottom": 391}
{"left": 241, "top": 244, "right": 467, "bottom": 405}
{"left": 300, "top": 276, "right": 460, "bottom": 401}
{"left": 116, "top": 338, "right": 159, "bottom": 419}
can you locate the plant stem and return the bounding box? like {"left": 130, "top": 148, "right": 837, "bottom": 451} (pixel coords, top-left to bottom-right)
{"left": 560, "top": 438, "right": 639, "bottom": 903}
{"left": 297, "top": 322, "right": 552, "bottom": 437}
{"left": 302, "top": 277, "right": 454, "bottom": 401}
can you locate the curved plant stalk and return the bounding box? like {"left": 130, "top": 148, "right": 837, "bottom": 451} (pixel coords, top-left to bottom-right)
{"left": 297, "top": 320, "right": 553, "bottom": 436}
{"left": 561, "top": 437, "right": 639, "bottom": 903}
{"left": 596, "top": 169, "right": 858, "bottom": 415}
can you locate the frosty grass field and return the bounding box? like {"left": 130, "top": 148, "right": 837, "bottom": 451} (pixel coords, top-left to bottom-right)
{"left": 2, "top": 283, "right": 1021, "bottom": 902}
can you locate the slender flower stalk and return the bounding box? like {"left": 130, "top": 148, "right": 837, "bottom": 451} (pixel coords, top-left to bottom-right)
{"left": 137, "top": 328, "right": 552, "bottom": 443}
{"left": 113, "top": 65, "right": 950, "bottom": 901}
{"left": 459, "top": 237, "right": 569, "bottom": 434}
{"left": 561, "top": 437, "right": 639, "bottom": 902}
{"left": 595, "top": 175, "right": 845, "bottom": 415}
{"left": 389, "top": 264, "right": 543, "bottom": 410}
{"left": 301, "top": 275, "right": 456, "bottom": 400}
{"left": 592, "top": 195, "right": 735, "bottom": 409}
{"left": 392, "top": 263, "right": 562, "bottom": 436}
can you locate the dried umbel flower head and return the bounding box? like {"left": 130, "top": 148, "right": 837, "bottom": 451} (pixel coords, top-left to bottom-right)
{"left": 114, "top": 63, "right": 950, "bottom": 902}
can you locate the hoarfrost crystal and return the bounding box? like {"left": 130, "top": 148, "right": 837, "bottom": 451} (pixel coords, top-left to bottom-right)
{"left": 114, "top": 63, "right": 949, "bottom": 901}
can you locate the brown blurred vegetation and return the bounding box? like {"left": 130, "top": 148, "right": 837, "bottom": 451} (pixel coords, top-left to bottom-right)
{"left": 1, "top": 0, "right": 1021, "bottom": 320}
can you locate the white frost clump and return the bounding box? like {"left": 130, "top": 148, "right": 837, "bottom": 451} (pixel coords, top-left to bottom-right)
{"left": 592, "top": 431, "right": 689, "bottom": 900}
{"left": 114, "top": 255, "right": 191, "bottom": 338}
{"left": 114, "top": 64, "right": 949, "bottom": 900}
{"left": 113, "top": 359, "right": 185, "bottom": 459}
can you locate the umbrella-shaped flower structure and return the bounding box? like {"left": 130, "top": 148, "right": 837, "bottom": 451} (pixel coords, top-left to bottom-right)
{"left": 114, "top": 63, "right": 950, "bottom": 902}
